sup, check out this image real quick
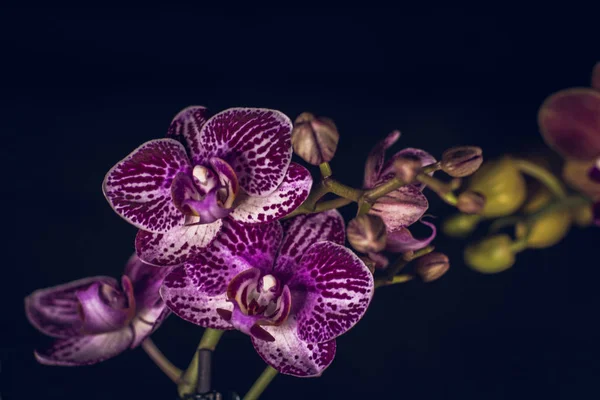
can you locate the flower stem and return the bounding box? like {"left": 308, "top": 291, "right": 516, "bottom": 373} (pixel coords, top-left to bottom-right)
{"left": 513, "top": 159, "right": 567, "bottom": 198}
{"left": 416, "top": 174, "right": 458, "bottom": 206}
{"left": 243, "top": 365, "right": 279, "bottom": 400}
{"left": 314, "top": 197, "right": 353, "bottom": 212}
{"left": 323, "top": 178, "right": 363, "bottom": 202}
{"left": 141, "top": 338, "right": 182, "bottom": 383}
{"left": 177, "top": 328, "right": 224, "bottom": 398}
{"left": 374, "top": 245, "right": 435, "bottom": 288}
{"left": 319, "top": 162, "right": 333, "bottom": 178}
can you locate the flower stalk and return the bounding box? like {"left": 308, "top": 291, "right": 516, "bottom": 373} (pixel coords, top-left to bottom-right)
{"left": 141, "top": 338, "right": 182, "bottom": 383}
{"left": 177, "top": 328, "right": 224, "bottom": 398}
{"left": 243, "top": 365, "right": 279, "bottom": 400}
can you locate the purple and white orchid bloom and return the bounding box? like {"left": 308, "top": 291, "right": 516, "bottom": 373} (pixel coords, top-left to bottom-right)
{"left": 161, "top": 210, "right": 374, "bottom": 377}
{"left": 363, "top": 130, "right": 437, "bottom": 255}
{"left": 103, "top": 107, "right": 312, "bottom": 267}
{"left": 25, "top": 255, "right": 171, "bottom": 366}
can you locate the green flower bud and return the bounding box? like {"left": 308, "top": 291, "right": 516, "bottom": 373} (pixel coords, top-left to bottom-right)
{"left": 442, "top": 213, "right": 481, "bottom": 238}
{"left": 464, "top": 234, "right": 516, "bottom": 274}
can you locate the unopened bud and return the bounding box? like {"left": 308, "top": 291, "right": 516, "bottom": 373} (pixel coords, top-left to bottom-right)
{"left": 291, "top": 112, "right": 339, "bottom": 166}
{"left": 441, "top": 146, "right": 483, "bottom": 177}
{"left": 456, "top": 191, "right": 486, "bottom": 214}
{"left": 442, "top": 213, "right": 481, "bottom": 238}
{"left": 347, "top": 215, "right": 387, "bottom": 253}
{"left": 393, "top": 156, "right": 422, "bottom": 183}
{"left": 464, "top": 234, "right": 516, "bottom": 274}
{"left": 415, "top": 252, "right": 450, "bottom": 282}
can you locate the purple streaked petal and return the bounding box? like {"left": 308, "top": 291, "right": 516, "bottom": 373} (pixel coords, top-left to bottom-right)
{"left": 378, "top": 148, "right": 437, "bottom": 190}
{"left": 364, "top": 130, "right": 401, "bottom": 188}
{"left": 275, "top": 210, "right": 345, "bottom": 280}
{"left": 166, "top": 106, "right": 209, "bottom": 162}
{"left": 103, "top": 139, "right": 191, "bottom": 233}
{"left": 25, "top": 276, "right": 116, "bottom": 339}
{"left": 289, "top": 242, "right": 374, "bottom": 343}
{"left": 136, "top": 220, "right": 223, "bottom": 267}
{"left": 160, "top": 265, "right": 234, "bottom": 330}
{"left": 369, "top": 185, "right": 429, "bottom": 232}
{"left": 589, "top": 158, "right": 600, "bottom": 183}
{"left": 197, "top": 108, "right": 293, "bottom": 196}
{"left": 266, "top": 285, "right": 292, "bottom": 326}
{"left": 230, "top": 162, "right": 312, "bottom": 224}
{"left": 227, "top": 268, "right": 262, "bottom": 314}
{"left": 252, "top": 318, "right": 336, "bottom": 377}
{"left": 34, "top": 328, "right": 134, "bottom": 366}
{"left": 76, "top": 277, "right": 135, "bottom": 335}
{"left": 385, "top": 218, "right": 437, "bottom": 252}
{"left": 210, "top": 157, "right": 240, "bottom": 209}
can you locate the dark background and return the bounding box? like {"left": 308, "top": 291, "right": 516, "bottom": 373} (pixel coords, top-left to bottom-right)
{"left": 2, "top": 7, "right": 599, "bottom": 400}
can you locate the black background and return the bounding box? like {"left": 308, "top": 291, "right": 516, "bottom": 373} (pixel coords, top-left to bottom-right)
{"left": 2, "top": 7, "right": 600, "bottom": 400}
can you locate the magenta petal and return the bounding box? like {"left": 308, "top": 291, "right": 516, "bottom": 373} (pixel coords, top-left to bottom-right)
{"left": 364, "top": 130, "right": 401, "bottom": 188}
{"left": 385, "top": 219, "right": 437, "bottom": 253}
{"left": 136, "top": 220, "right": 223, "bottom": 267}
{"left": 230, "top": 162, "right": 312, "bottom": 224}
{"left": 275, "top": 210, "right": 345, "bottom": 280}
{"left": 379, "top": 147, "right": 437, "bottom": 190}
{"left": 34, "top": 328, "right": 134, "bottom": 366}
{"left": 167, "top": 106, "right": 209, "bottom": 163}
{"left": 289, "top": 242, "right": 374, "bottom": 344}
{"left": 76, "top": 279, "right": 133, "bottom": 335}
{"left": 197, "top": 108, "right": 293, "bottom": 196}
{"left": 25, "top": 276, "right": 117, "bottom": 339}
{"left": 103, "top": 139, "right": 192, "bottom": 233}
{"left": 252, "top": 318, "right": 336, "bottom": 377}
{"left": 369, "top": 185, "right": 429, "bottom": 232}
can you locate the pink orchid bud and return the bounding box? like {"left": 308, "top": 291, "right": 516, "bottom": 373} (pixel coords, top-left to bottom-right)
{"left": 441, "top": 146, "right": 484, "bottom": 177}
{"left": 456, "top": 191, "right": 486, "bottom": 215}
{"left": 393, "top": 156, "right": 422, "bottom": 183}
{"left": 291, "top": 112, "right": 340, "bottom": 165}
{"left": 347, "top": 214, "right": 387, "bottom": 253}
{"left": 415, "top": 252, "right": 450, "bottom": 282}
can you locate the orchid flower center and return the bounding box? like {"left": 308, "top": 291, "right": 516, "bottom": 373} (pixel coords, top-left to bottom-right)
{"left": 171, "top": 158, "right": 239, "bottom": 225}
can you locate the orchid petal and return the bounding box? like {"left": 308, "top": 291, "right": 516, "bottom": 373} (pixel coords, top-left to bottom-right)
{"left": 538, "top": 88, "right": 600, "bottom": 160}
{"left": 25, "top": 276, "right": 117, "bottom": 339}
{"left": 378, "top": 147, "right": 437, "bottom": 190}
{"left": 131, "top": 308, "right": 171, "bottom": 349}
{"left": 136, "top": 220, "right": 223, "bottom": 267}
{"left": 197, "top": 108, "right": 293, "bottom": 196}
{"left": 230, "top": 163, "right": 312, "bottom": 224}
{"left": 363, "top": 130, "right": 401, "bottom": 188}
{"left": 252, "top": 318, "right": 336, "bottom": 377}
{"left": 34, "top": 328, "right": 134, "bottom": 366}
{"left": 385, "top": 219, "right": 437, "bottom": 253}
{"left": 103, "top": 139, "right": 191, "bottom": 233}
{"left": 275, "top": 210, "right": 345, "bottom": 280}
{"left": 289, "top": 242, "right": 374, "bottom": 344}
{"left": 369, "top": 185, "right": 429, "bottom": 232}
{"left": 166, "top": 106, "right": 209, "bottom": 162}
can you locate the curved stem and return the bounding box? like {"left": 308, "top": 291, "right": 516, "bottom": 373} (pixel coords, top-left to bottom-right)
{"left": 374, "top": 245, "right": 435, "bottom": 288}
{"left": 314, "top": 196, "right": 353, "bottom": 212}
{"left": 513, "top": 159, "right": 567, "bottom": 198}
{"left": 177, "top": 328, "right": 224, "bottom": 398}
{"left": 141, "top": 338, "right": 182, "bottom": 383}
{"left": 243, "top": 366, "right": 279, "bottom": 400}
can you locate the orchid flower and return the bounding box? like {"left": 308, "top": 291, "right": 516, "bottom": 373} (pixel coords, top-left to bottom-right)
{"left": 103, "top": 107, "right": 312, "bottom": 267}
{"left": 160, "top": 210, "right": 374, "bottom": 377}
{"left": 363, "top": 131, "right": 437, "bottom": 257}
{"left": 25, "top": 255, "right": 171, "bottom": 366}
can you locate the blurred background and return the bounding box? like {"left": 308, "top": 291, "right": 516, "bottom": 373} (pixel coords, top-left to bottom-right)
{"left": 2, "top": 7, "right": 599, "bottom": 400}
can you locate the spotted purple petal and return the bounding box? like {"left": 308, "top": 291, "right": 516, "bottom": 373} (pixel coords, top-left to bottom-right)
{"left": 34, "top": 328, "right": 134, "bottom": 366}
{"left": 275, "top": 210, "right": 345, "bottom": 280}
{"left": 196, "top": 108, "right": 293, "bottom": 196}
{"left": 538, "top": 88, "right": 600, "bottom": 161}
{"left": 252, "top": 317, "right": 336, "bottom": 377}
{"left": 378, "top": 147, "right": 437, "bottom": 190}
{"left": 166, "top": 106, "right": 209, "bottom": 162}
{"left": 25, "top": 276, "right": 117, "bottom": 339}
{"left": 288, "top": 242, "right": 374, "bottom": 344}
{"left": 230, "top": 163, "right": 312, "bottom": 224}
{"left": 369, "top": 185, "right": 429, "bottom": 232}
{"left": 103, "top": 139, "right": 192, "bottom": 233}
{"left": 135, "top": 220, "right": 223, "bottom": 267}
{"left": 364, "top": 130, "right": 401, "bottom": 188}
{"left": 385, "top": 219, "right": 437, "bottom": 253}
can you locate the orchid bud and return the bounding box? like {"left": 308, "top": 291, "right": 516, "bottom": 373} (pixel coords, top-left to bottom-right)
{"left": 442, "top": 213, "right": 481, "bottom": 238}
{"left": 347, "top": 214, "right": 387, "bottom": 253}
{"left": 441, "top": 146, "right": 483, "bottom": 177}
{"left": 464, "top": 234, "right": 516, "bottom": 274}
{"left": 467, "top": 157, "right": 527, "bottom": 218}
{"left": 393, "top": 156, "right": 422, "bottom": 183}
{"left": 456, "top": 191, "right": 486, "bottom": 215}
{"left": 291, "top": 112, "right": 340, "bottom": 165}
{"left": 415, "top": 252, "right": 450, "bottom": 282}
{"left": 515, "top": 188, "right": 572, "bottom": 249}
{"left": 572, "top": 202, "right": 594, "bottom": 227}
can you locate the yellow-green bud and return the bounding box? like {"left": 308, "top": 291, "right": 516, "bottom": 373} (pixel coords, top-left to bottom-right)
{"left": 442, "top": 213, "right": 482, "bottom": 238}
{"left": 464, "top": 234, "right": 516, "bottom": 274}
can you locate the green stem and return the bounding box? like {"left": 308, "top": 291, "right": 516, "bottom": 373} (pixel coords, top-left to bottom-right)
{"left": 375, "top": 274, "right": 414, "bottom": 288}
{"left": 416, "top": 174, "right": 458, "bottom": 206}
{"left": 323, "top": 178, "right": 363, "bottom": 202}
{"left": 141, "top": 338, "right": 182, "bottom": 383}
{"left": 177, "top": 329, "right": 224, "bottom": 398}
{"left": 374, "top": 245, "right": 435, "bottom": 288}
{"left": 319, "top": 162, "right": 332, "bottom": 178}
{"left": 513, "top": 159, "right": 567, "bottom": 198}
{"left": 243, "top": 365, "right": 279, "bottom": 400}
{"left": 314, "top": 197, "right": 353, "bottom": 212}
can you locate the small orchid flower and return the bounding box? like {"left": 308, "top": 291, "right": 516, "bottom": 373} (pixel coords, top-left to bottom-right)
{"left": 363, "top": 130, "right": 437, "bottom": 254}
{"left": 25, "top": 255, "right": 171, "bottom": 366}
{"left": 160, "top": 211, "right": 374, "bottom": 377}
{"left": 103, "top": 107, "right": 312, "bottom": 267}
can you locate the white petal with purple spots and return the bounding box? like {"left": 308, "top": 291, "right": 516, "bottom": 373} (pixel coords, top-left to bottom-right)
{"left": 166, "top": 106, "right": 209, "bottom": 163}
